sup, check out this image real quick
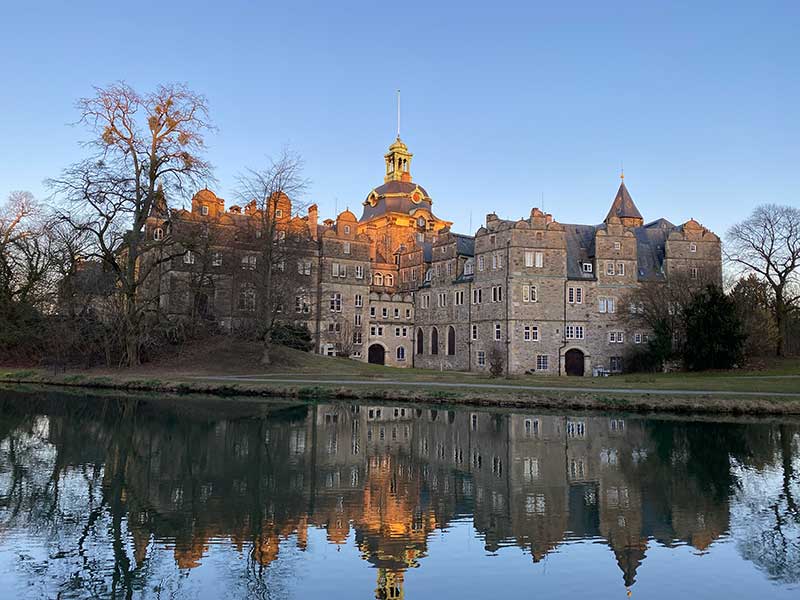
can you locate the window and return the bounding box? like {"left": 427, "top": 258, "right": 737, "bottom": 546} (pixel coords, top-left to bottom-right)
{"left": 353, "top": 331, "right": 363, "bottom": 345}
{"left": 447, "top": 261, "right": 453, "bottom": 275}
{"left": 354, "top": 314, "right": 362, "bottom": 326}
{"left": 421, "top": 294, "right": 430, "bottom": 309}
{"left": 238, "top": 285, "right": 256, "bottom": 311}
{"left": 522, "top": 285, "right": 537, "bottom": 303}
{"left": 472, "top": 288, "right": 482, "bottom": 304}
{"left": 610, "top": 356, "right": 624, "bottom": 372}
{"left": 355, "top": 265, "right": 364, "bottom": 279}
{"left": 298, "top": 260, "right": 311, "bottom": 275}
{"left": 212, "top": 252, "right": 222, "bottom": 267}
{"left": 690, "top": 242, "right": 697, "bottom": 253}
{"left": 524, "top": 250, "right": 534, "bottom": 267}
{"left": 599, "top": 297, "right": 616, "bottom": 313}
{"left": 370, "top": 325, "right": 384, "bottom": 336}
{"left": 355, "top": 294, "right": 363, "bottom": 307}
{"left": 438, "top": 292, "right": 447, "bottom": 307}
{"left": 431, "top": 327, "right": 439, "bottom": 354}
{"left": 582, "top": 262, "right": 592, "bottom": 273}
{"left": 491, "top": 285, "right": 503, "bottom": 303}
{"left": 494, "top": 323, "right": 502, "bottom": 341}
{"left": 201, "top": 205, "right": 209, "bottom": 216}
{"left": 328, "top": 322, "right": 341, "bottom": 333}
{"left": 454, "top": 290, "right": 465, "bottom": 305}
{"left": 153, "top": 227, "right": 164, "bottom": 241}
{"left": 478, "top": 256, "right": 485, "bottom": 271}
{"left": 464, "top": 260, "right": 474, "bottom": 275}
{"left": 567, "top": 287, "right": 583, "bottom": 304}
{"left": 447, "top": 327, "right": 456, "bottom": 355}
{"left": 416, "top": 328, "right": 424, "bottom": 354}
{"left": 634, "top": 332, "right": 648, "bottom": 344}
{"left": 606, "top": 262, "right": 615, "bottom": 276}
{"left": 397, "top": 346, "right": 406, "bottom": 361}
{"left": 565, "top": 325, "right": 584, "bottom": 340}
{"left": 614, "top": 241, "right": 621, "bottom": 251}
{"left": 343, "top": 241, "right": 351, "bottom": 254}
{"left": 386, "top": 274, "right": 394, "bottom": 286}
{"left": 369, "top": 306, "right": 376, "bottom": 317}
{"left": 344, "top": 224, "right": 351, "bottom": 235}
{"left": 608, "top": 331, "right": 625, "bottom": 344}
{"left": 471, "top": 324, "right": 478, "bottom": 340}
{"left": 690, "top": 267, "right": 698, "bottom": 279}
{"left": 492, "top": 252, "right": 503, "bottom": 269}
{"left": 184, "top": 250, "right": 195, "bottom": 265}
{"left": 329, "top": 293, "right": 342, "bottom": 312}
{"left": 295, "top": 295, "right": 310, "bottom": 313}
{"left": 382, "top": 307, "right": 388, "bottom": 318}
{"left": 535, "top": 251, "right": 544, "bottom": 268}
{"left": 617, "top": 262, "right": 625, "bottom": 276}
{"left": 523, "top": 325, "right": 539, "bottom": 341}
{"left": 405, "top": 308, "right": 411, "bottom": 319}
{"left": 374, "top": 272, "right": 383, "bottom": 286}
{"left": 536, "top": 354, "right": 549, "bottom": 371}
{"left": 477, "top": 351, "right": 486, "bottom": 367}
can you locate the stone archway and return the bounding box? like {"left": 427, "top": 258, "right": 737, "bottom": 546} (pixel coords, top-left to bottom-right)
{"left": 565, "top": 348, "right": 585, "bottom": 376}
{"left": 368, "top": 344, "right": 386, "bottom": 365}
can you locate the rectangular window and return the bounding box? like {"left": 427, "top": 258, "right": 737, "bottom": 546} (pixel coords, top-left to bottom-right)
{"left": 212, "top": 252, "right": 222, "bottom": 266}
{"left": 472, "top": 288, "right": 482, "bottom": 304}
{"left": 524, "top": 326, "right": 531, "bottom": 341}
{"left": 525, "top": 250, "right": 534, "bottom": 267}
{"left": 535, "top": 251, "right": 544, "bottom": 268}
{"left": 690, "top": 242, "right": 697, "bottom": 253}
{"left": 494, "top": 323, "right": 502, "bottom": 341}
{"left": 329, "top": 293, "right": 342, "bottom": 312}
{"left": 690, "top": 267, "right": 698, "bottom": 279}
{"left": 492, "top": 285, "right": 503, "bottom": 303}
{"left": 477, "top": 255, "right": 485, "bottom": 271}
{"left": 464, "top": 260, "right": 474, "bottom": 275}
{"left": 568, "top": 287, "right": 583, "bottom": 304}
{"left": 343, "top": 241, "right": 351, "bottom": 255}
{"left": 405, "top": 308, "right": 411, "bottom": 319}
{"left": 610, "top": 356, "right": 624, "bottom": 372}
{"left": 634, "top": 332, "right": 642, "bottom": 344}
{"left": 608, "top": 331, "right": 625, "bottom": 344}
{"left": 471, "top": 324, "right": 478, "bottom": 340}
{"left": 353, "top": 331, "right": 362, "bottom": 345}
{"left": 394, "top": 307, "right": 400, "bottom": 318}
{"left": 438, "top": 292, "right": 447, "bottom": 307}
{"left": 477, "top": 351, "right": 486, "bottom": 367}
{"left": 355, "top": 265, "right": 364, "bottom": 279}
{"left": 369, "top": 306, "right": 376, "bottom": 317}
{"left": 583, "top": 262, "right": 592, "bottom": 273}
{"left": 332, "top": 262, "right": 340, "bottom": 277}
{"left": 382, "top": 307, "right": 388, "bottom": 318}
{"left": 536, "top": 354, "right": 549, "bottom": 371}
{"left": 355, "top": 314, "right": 362, "bottom": 326}
{"left": 617, "top": 262, "right": 625, "bottom": 276}
{"left": 355, "top": 294, "right": 363, "bottom": 307}
{"left": 606, "top": 262, "right": 615, "bottom": 275}
{"left": 522, "top": 285, "right": 537, "bottom": 303}
{"left": 421, "top": 295, "right": 430, "bottom": 309}
{"left": 614, "top": 241, "right": 621, "bottom": 250}
{"left": 454, "top": 290, "right": 464, "bottom": 305}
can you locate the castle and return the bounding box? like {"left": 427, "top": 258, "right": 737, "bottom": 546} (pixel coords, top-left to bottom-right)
{"left": 145, "top": 135, "right": 721, "bottom": 375}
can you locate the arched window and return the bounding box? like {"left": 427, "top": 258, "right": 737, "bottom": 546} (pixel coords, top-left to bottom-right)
{"left": 431, "top": 327, "right": 439, "bottom": 355}
{"left": 385, "top": 274, "right": 394, "bottom": 287}
{"left": 374, "top": 273, "right": 383, "bottom": 286}
{"left": 416, "top": 328, "right": 424, "bottom": 355}
{"left": 153, "top": 227, "right": 163, "bottom": 241}
{"left": 396, "top": 346, "right": 405, "bottom": 361}
{"left": 447, "top": 326, "right": 456, "bottom": 355}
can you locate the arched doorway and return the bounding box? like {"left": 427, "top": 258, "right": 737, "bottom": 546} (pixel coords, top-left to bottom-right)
{"left": 447, "top": 326, "right": 456, "bottom": 355}
{"left": 431, "top": 327, "right": 439, "bottom": 355}
{"left": 565, "top": 349, "right": 585, "bottom": 376}
{"left": 368, "top": 344, "right": 386, "bottom": 365}
{"left": 416, "top": 328, "right": 424, "bottom": 355}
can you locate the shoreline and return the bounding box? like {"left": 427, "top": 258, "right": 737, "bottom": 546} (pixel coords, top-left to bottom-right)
{"left": 3, "top": 370, "right": 800, "bottom": 417}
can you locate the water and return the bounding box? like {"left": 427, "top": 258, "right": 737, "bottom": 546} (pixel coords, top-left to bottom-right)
{"left": 0, "top": 388, "right": 798, "bottom": 599}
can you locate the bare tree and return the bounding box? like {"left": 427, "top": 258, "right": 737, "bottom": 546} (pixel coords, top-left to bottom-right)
{"left": 726, "top": 204, "right": 800, "bottom": 356}
{"left": 236, "top": 149, "right": 310, "bottom": 365}
{"left": 49, "top": 83, "right": 214, "bottom": 366}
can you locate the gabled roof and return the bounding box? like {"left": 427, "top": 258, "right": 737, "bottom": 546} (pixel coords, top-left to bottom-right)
{"left": 605, "top": 181, "right": 643, "bottom": 222}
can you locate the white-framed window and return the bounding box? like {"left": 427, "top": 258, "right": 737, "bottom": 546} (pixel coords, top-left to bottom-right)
{"left": 438, "top": 292, "right": 447, "bottom": 307}
{"left": 355, "top": 265, "right": 364, "bottom": 279}
{"left": 405, "top": 308, "right": 411, "bottom": 319}
{"left": 212, "top": 252, "right": 222, "bottom": 266}
{"left": 354, "top": 313, "right": 362, "bottom": 326}
{"left": 353, "top": 331, "right": 363, "bottom": 345}
{"left": 374, "top": 272, "right": 383, "bottom": 285}
{"left": 477, "top": 351, "right": 486, "bottom": 367}
{"left": 344, "top": 224, "right": 351, "bottom": 234}
{"left": 394, "top": 326, "right": 408, "bottom": 337}
{"left": 492, "top": 252, "right": 503, "bottom": 269}
{"left": 614, "top": 241, "right": 621, "bottom": 251}
{"left": 354, "top": 294, "right": 363, "bottom": 307}
{"left": 421, "top": 294, "right": 430, "bottom": 309}
{"left": 370, "top": 325, "right": 384, "bottom": 336}
{"left": 472, "top": 288, "right": 482, "bottom": 304}
{"left": 536, "top": 354, "right": 549, "bottom": 371}
{"left": 491, "top": 285, "right": 503, "bottom": 303}
{"left": 381, "top": 307, "right": 388, "bottom": 318}
{"left": 454, "top": 290, "right": 465, "bottom": 305}
{"left": 343, "top": 241, "right": 351, "bottom": 255}
{"left": 329, "top": 293, "right": 342, "bottom": 312}
{"left": 201, "top": 205, "right": 209, "bottom": 216}
{"left": 567, "top": 287, "right": 583, "bottom": 304}
{"left": 397, "top": 346, "right": 406, "bottom": 361}
{"left": 608, "top": 331, "right": 625, "bottom": 344}
{"left": 494, "top": 323, "right": 502, "bottom": 341}
{"left": 599, "top": 297, "right": 616, "bottom": 314}
{"left": 617, "top": 262, "right": 625, "bottom": 276}
{"left": 522, "top": 285, "right": 537, "bottom": 303}
{"left": 332, "top": 262, "right": 346, "bottom": 277}
{"left": 153, "top": 227, "right": 164, "bottom": 241}
{"left": 394, "top": 307, "right": 400, "bottom": 319}
{"left": 565, "top": 325, "right": 584, "bottom": 340}
{"left": 535, "top": 251, "right": 544, "bottom": 268}
{"left": 471, "top": 324, "right": 478, "bottom": 340}
{"left": 582, "top": 262, "right": 592, "bottom": 273}
{"left": 478, "top": 255, "right": 485, "bottom": 271}
{"left": 275, "top": 208, "right": 283, "bottom": 218}
{"left": 386, "top": 274, "right": 394, "bottom": 286}
{"left": 184, "top": 250, "right": 196, "bottom": 265}
{"left": 690, "top": 242, "right": 697, "bottom": 253}
{"left": 606, "top": 262, "right": 615, "bottom": 275}
{"left": 464, "top": 260, "right": 474, "bottom": 275}
{"left": 523, "top": 325, "right": 539, "bottom": 341}
{"left": 369, "top": 306, "right": 376, "bottom": 317}
{"left": 524, "top": 250, "right": 534, "bottom": 267}
{"left": 447, "top": 261, "right": 453, "bottom": 275}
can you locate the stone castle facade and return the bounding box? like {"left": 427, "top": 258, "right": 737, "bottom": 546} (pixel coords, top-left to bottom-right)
{"left": 145, "top": 136, "right": 721, "bottom": 375}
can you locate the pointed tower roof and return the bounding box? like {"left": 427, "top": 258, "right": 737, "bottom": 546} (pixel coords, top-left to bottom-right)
{"left": 605, "top": 178, "right": 643, "bottom": 226}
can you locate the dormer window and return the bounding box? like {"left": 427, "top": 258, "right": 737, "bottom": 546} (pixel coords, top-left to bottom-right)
{"left": 153, "top": 228, "right": 163, "bottom": 241}
{"left": 582, "top": 262, "right": 593, "bottom": 273}
{"left": 201, "top": 205, "right": 209, "bottom": 216}
{"left": 417, "top": 217, "right": 425, "bottom": 228}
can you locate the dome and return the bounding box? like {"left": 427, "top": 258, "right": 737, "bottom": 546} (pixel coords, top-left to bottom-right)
{"left": 337, "top": 208, "right": 357, "bottom": 222}
{"left": 193, "top": 188, "right": 218, "bottom": 202}
{"left": 360, "top": 181, "right": 432, "bottom": 222}
{"left": 388, "top": 136, "right": 408, "bottom": 152}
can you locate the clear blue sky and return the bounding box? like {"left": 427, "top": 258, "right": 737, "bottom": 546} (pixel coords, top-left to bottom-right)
{"left": 1, "top": 1, "right": 797, "bottom": 236}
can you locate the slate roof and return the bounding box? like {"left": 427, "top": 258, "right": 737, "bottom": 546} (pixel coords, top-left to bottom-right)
{"left": 563, "top": 224, "right": 598, "bottom": 280}
{"left": 453, "top": 233, "right": 475, "bottom": 257}
{"left": 359, "top": 180, "right": 434, "bottom": 222}
{"left": 605, "top": 181, "right": 643, "bottom": 222}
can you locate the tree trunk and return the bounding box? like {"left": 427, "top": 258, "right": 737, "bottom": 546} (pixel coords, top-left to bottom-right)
{"left": 260, "top": 339, "right": 271, "bottom": 366}
{"left": 775, "top": 293, "right": 786, "bottom": 357}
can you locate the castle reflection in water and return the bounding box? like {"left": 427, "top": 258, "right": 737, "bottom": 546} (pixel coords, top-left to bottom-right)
{"left": 0, "top": 391, "right": 795, "bottom": 599}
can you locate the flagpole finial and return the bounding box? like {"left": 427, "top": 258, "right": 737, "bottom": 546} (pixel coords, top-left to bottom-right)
{"left": 396, "top": 89, "right": 401, "bottom": 139}
{"left": 620, "top": 160, "right": 625, "bottom": 181}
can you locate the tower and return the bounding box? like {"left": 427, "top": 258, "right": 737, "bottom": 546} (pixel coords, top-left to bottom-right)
{"left": 384, "top": 137, "right": 413, "bottom": 183}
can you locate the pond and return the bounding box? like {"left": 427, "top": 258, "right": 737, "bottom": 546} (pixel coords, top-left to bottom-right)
{"left": 0, "top": 388, "right": 798, "bottom": 599}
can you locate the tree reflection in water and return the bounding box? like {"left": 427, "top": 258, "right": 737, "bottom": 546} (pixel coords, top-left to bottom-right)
{"left": 0, "top": 389, "right": 798, "bottom": 599}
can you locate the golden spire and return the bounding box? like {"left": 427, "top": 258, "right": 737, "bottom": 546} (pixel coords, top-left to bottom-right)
{"left": 620, "top": 161, "right": 625, "bottom": 181}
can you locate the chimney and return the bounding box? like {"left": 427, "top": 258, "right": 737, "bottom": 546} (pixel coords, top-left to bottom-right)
{"left": 308, "top": 204, "right": 318, "bottom": 240}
